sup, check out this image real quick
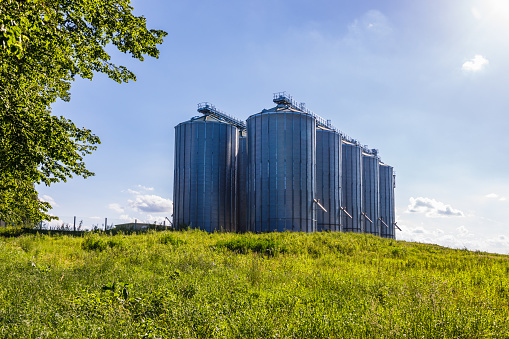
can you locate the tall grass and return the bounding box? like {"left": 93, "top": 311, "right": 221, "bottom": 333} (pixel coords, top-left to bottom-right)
{"left": 0, "top": 229, "right": 508, "bottom": 338}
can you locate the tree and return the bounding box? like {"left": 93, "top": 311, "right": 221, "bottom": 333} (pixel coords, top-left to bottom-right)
{"left": 0, "top": 0, "right": 167, "bottom": 225}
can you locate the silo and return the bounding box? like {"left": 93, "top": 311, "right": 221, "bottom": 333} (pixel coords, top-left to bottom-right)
{"left": 237, "top": 134, "right": 248, "bottom": 232}
{"left": 246, "top": 106, "right": 316, "bottom": 232}
{"left": 173, "top": 115, "right": 239, "bottom": 232}
{"left": 316, "top": 127, "right": 342, "bottom": 232}
{"left": 379, "top": 162, "right": 395, "bottom": 239}
{"left": 362, "top": 151, "right": 380, "bottom": 236}
{"left": 341, "top": 140, "right": 363, "bottom": 233}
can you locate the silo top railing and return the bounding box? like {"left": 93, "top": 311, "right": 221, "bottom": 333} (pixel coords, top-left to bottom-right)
{"left": 197, "top": 102, "right": 246, "bottom": 130}
{"left": 272, "top": 92, "right": 341, "bottom": 134}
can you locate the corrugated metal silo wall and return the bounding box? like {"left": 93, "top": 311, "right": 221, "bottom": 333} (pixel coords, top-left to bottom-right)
{"left": 341, "top": 141, "right": 363, "bottom": 233}
{"left": 379, "top": 163, "right": 395, "bottom": 239}
{"left": 362, "top": 154, "right": 380, "bottom": 236}
{"left": 237, "top": 136, "right": 248, "bottom": 232}
{"left": 246, "top": 110, "right": 316, "bottom": 232}
{"left": 316, "top": 129, "right": 342, "bottom": 232}
{"left": 173, "top": 120, "right": 238, "bottom": 232}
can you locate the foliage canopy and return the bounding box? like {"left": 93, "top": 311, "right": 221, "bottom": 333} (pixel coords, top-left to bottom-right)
{"left": 0, "top": 0, "right": 167, "bottom": 224}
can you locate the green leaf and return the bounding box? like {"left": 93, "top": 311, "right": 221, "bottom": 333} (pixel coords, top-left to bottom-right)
{"left": 0, "top": 0, "right": 167, "bottom": 225}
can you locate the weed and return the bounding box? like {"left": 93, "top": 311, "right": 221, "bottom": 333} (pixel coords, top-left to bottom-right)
{"left": 215, "top": 235, "right": 286, "bottom": 256}
{"left": 159, "top": 233, "right": 185, "bottom": 246}
{"left": 1, "top": 230, "right": 509, "bottom": 338}
{"left": 81, "top": 234, "right": 124, "bottom": 251}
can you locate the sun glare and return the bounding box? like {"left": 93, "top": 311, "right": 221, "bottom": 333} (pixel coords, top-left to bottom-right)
{"left": 478, "top": 0, "right": 509, "bottom": 24}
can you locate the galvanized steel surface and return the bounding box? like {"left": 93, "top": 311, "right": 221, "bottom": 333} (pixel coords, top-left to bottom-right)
{"left": 342, "top": 141, "right": 363, "bottom": 233}
{"left": 173, "top": 118, "right": 238, "bottom": 232}
{"left": 237, "top": 136, "right": 248, "bottom": 232}
{"left": 362, "top": 153, "right": 380, "bottom": 236}
{"left": 379, "top": 163, "right": 395, "bottom": 239}
{"left": 247, "top": 108, "right": 316, "bottom": 232}
{"left": 173, "top": 95, "right": 397, "bottom": 238}
{"left": 316, "top": 128, "right": 342, "bottom": 232}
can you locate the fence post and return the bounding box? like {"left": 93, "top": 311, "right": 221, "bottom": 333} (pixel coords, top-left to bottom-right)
{"left": 74, "top": 216, "right": 76, "bottom": 232}
{"left": 105, "top": 218, "right": 107, "bottom": 231}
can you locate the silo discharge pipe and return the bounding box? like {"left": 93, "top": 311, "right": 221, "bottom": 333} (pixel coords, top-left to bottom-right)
{"left": 362, "top": 212, "right": 373, "bottom": 224}
{"left": 313, "top": 199, "right": 327, "bottom": 213}
{"left": 340, "top": 207, "right": 353, "bottom": 219}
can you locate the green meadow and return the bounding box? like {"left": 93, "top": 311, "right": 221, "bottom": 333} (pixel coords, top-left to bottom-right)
{"left": 0, "top": 229, "right": 508, "bottom": 338}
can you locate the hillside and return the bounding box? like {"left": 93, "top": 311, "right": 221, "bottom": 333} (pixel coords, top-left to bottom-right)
{"left": 0, "top": 229, "right": 508, "bottom": 338}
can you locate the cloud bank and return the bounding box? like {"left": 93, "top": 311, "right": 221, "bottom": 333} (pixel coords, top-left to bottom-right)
{"left": 137, "top": 185, "right": 154, "bottom": 191}
{"left": 407, "top": 197, "right": 464, "bottom": 217}
{"left": 398, "top": 225, "right": 509, "bottom": 255}
{"left": 128, "top": 195, "right": 172, "bottom": 213}
{"left": 39, "top": 195, "right": 58, "bottom": 207}
{"left": 485, "top": 193, "right": 507, "bottom": 201}
{"left": 108, "top": 203, "right": 124, "bottom": 213}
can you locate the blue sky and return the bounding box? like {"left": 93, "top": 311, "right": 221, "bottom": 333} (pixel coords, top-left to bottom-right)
{"left": 40, "top": 0, "right": 509, "bottom": 253}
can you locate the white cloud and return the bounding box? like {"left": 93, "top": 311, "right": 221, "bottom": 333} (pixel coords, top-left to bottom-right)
{"left": 487, "top": 235, "right": 509, "bottom": 251}
{"left": 146, "top": 214, "right": 168, "bottom": 224}
{"left": 462, "top": 55, "right": 489, "bottom": 72}
{"left": 39, "top": 195, "right": 58, "bottom": 207}
{"left": 123, "top": 186, "right": 154, "bottom": 195}
{"left": 457, "top": 225, "right": 473, "bottom": 237}
{"left": 398, "top": 225, "right": 509, "bottom": 255}
{"left": 108, "top": 203, "right": 125, "bottom": 213}
{"left": 44, "top": 219, "right": 73, "bottom": 228}
{"left": 407, "top": 197, "right": 464, "bottom": 217}
{"left": 119, "top": 214, "right": 132, "bottom": 222}
{"left": 128, "top": 195, "right": 173, "bottom": 213}
{"left": 485, "top": 193, "right": 507, "bottom": 201}
{"left": 137, "top": 185, "right": 154, "bottom": 191}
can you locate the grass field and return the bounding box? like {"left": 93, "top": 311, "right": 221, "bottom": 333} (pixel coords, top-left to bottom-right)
{"left": 0, "top": 228, "right": 508, "bottom": 338}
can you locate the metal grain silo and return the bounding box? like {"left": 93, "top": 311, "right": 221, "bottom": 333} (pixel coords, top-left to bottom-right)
{"left": 246, "top": 105, "right": 316, "bottom": 233}
{"left": 379, "top": 162, "right": 395, "bottom": 239}
{"left": 173, "top": 115, "right": 239, "bottom": 232}
{"left": 316, "top": 127, "right": 342, "bottom": 232}
{"left": 362, "top": 151, "right": 380, "bottom": 236}
{"left": 237, "top": 134, "right": 248, "bottom": 232}
{"left": 341, "top": 139, "right": 363, "bottom": 233}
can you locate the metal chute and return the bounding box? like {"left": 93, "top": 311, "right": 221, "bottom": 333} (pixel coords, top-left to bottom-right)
{"left": 340, "top": 207, "right": 353, "bottom": 219}
{"left": 314, "top": 199, "right": 327, "bottom": 213}
{"left": 361, "top": 212, "right": 373, "bottom": 224}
